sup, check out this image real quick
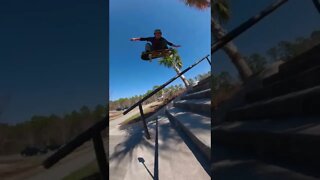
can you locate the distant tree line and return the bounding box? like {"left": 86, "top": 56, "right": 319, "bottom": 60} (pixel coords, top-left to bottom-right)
{"left": 0, "top": 105, "right": 106, "bottom": 155}
{"left": 211, "top": 30, "right": 320, "bottom": 108}
{"left": 243, "top": 29, "right": 320, "bottom": 75}
{"left": 109, "top": 71, "right": 211, "bottom": 110}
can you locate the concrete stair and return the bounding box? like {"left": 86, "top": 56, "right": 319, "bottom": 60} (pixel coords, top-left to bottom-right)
{"left": 213, "top": 119, "right": 320, "bottom": 169}
{"left": 165, "top": 76, "right": 211, "bottom": 169}
{"left": 214, "top": 44, "right": 320, "bottom": 178}
{"left": 227, "top": 85, "right": 320, "bottom": 121}
{"left": 174, "top": 99, "right": 211, "bottom": 117}
{"left": 182, "top": 89, "right": 211, "bottom": 100}
{"left": 188, "top": 76, "right": 211, "bottom": 94}
{"left": 246, "top": 66, "right": 320, "bottom": 102}
{"left": 166, "top": 108, "right": 211, "bottom": 160}
{"left": 213, "top": 145, "right": 319, "bottom": 180}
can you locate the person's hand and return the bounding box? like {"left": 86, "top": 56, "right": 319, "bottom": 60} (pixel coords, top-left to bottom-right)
{"left": 130, "top": 38, "right": 139, "bottom": 41}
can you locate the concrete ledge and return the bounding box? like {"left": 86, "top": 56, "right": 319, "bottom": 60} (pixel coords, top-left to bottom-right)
{"left": 246, "top": 66, "right": 320, "bottom": 102}
{"left": 213, "top": 119, "right": 320, "bottom": 177}
{"left": 227, "top": 86, "right": 320, "bottom": 121}
{"left": 166, "top": 107, "right": 211, "bottom": 161}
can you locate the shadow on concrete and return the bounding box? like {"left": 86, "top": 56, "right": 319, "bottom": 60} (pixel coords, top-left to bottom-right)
{"left": 109, "top": 121, "right": 155, "bottom": 171}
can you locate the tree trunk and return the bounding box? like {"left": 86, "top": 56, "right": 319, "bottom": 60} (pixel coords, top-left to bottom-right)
{"left": 212, "top": 18, "right": 253, "bottom": 81}
{"left": 173, "top": 65, "right": 190, "bottom": 88}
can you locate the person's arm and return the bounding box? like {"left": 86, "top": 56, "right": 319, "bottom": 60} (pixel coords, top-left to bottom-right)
{"left": 130, "top": 37, "right": 152, "bottom": 41}
{"left": 166, "top": 39, "right": 181, "bottom": 47}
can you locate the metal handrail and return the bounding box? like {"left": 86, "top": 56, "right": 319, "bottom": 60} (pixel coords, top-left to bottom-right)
{"left": 43, "top": 117, "right": 108, "bottom": 179}
{"left": 123, "top": 54, "right": 210, "bottom": 115}
{"left": 212, "top": 0, "right": 288, "bottom": 54}
{"left": 212, "top": 0, "right": 320, "bottom": 54}
{"left": 122, "top": 54, "right": 210, "bottom": 140}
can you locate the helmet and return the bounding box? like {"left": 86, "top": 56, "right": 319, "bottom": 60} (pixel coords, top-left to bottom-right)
{"left": 154, "top": 29, "right": 162, "bottom": 34}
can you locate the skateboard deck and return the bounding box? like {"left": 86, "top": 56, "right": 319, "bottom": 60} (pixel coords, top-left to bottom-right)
{"left": 141, "top": 49, "right": 174, "bottom": 60}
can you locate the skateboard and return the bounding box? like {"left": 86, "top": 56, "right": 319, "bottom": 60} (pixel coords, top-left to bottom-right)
{"left": 141, "top": 48, "right": 174, "bottom": 61}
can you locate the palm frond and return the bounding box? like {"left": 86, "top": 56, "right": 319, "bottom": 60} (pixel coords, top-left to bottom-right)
{"left": 181, "top": 0, "right": 210, "bottom": 10}
{"left": 158, "top": 49, "right": 183, "bottom": 70}
{"left": 212, "top": 0, "right": 230, "bottom": 23}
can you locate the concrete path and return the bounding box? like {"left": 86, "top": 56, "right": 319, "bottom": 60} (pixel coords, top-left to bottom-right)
{"left": 109, "top": 102, "right": 210, "bottom": 180}
{"left": 157, "top": 116, "right": 210, "bottom": 180}
{"left": 109, "top": 102, "right": 162, "bottom": 180}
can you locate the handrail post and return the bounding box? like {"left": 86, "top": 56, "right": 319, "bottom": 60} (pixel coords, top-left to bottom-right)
{"left": 139, "top": 103, "right": 151, "bottom": 139}
{"left": 93, "top": 133, "right": 108, "bottom": 180}
{"left": 205, "top": 57, "right": 211, "bottom": 65}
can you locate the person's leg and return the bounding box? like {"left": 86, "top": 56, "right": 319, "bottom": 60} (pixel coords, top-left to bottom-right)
{"left": 144, "top": 43, "right": 153, "bottom": 61}
{"left": 145, "top": 43, "right": 152, "bottom": 52}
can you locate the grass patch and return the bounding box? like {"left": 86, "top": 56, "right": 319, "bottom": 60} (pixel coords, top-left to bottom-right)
{"left": 63, "top": 161, "right": 99, "bottom": 180}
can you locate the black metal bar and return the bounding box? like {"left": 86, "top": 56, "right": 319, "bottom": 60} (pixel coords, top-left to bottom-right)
{"left": 93, "top": 133, "right": 108, "bottom": 180}
{"left": 211, "top": 0, "right": 288, "bottom": 54}
{"left": 43, "top": 117, "right": 108, "bottom": 168}
{"left": 124, "top": 54, "right": 210, "bottom": 115}
{"left": 205, "top": 56, "right": 211, "bottom": 65}
{"left": 139, "top": 104, "right": 151, "bottom": 139}
{"left": 313, "top": 0, "right": 320, "bottom": 13}
{"left": 154, "top": 115, "right": 159, "bottom": 180}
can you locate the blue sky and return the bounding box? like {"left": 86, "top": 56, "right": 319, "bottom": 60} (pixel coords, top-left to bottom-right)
{"left": 109, "top": 0, "right": 211, "bottom": 100}
{"left": 213, "top": 0, "right": 320, "bottom": 78}
{"left": 0, "top": 0, "right": 107, "bottom": 124}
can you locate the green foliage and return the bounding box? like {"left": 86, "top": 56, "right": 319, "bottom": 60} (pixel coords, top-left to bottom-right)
{"left": 266, "top": 30, "right": 320, "bottom": 62}
{"left": 158, "top": 49, "right": 183, "bottom": 69}
{"left": 109, "top": 71, "right": 211, "bottom": 110}
{"left": 245, "top": 53, "right": 267, "bottom": 74}
{"left": 213, "top": 71, "right": 234, "bottom": 91}
{"left": 212, "top": 0, "right": 230, "bottom": 24}
{"left": 0, "top": 105, "right": 106, "bottom": 155}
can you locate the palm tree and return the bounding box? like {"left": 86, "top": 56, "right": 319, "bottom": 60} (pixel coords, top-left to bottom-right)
{"left": 181, "top": 0, "right": 253, "bottom": 81}
{"left": 159, "top": 49, "right": 190, "bottom": 88}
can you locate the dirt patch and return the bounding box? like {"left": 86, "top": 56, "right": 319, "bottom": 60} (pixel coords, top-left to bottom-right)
{"left": 109, "top": 111, "right": 123, "bottom": 120}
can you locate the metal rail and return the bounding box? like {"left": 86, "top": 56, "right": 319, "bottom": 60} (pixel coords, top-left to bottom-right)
{"left": 123, "top": 54, "right": 210, "bottom": 139}
{"left": 43, "top": 117, "right": 108, "bottom": 179}
{"left": 212, "top": 0, "right": 288, "bottom": 54}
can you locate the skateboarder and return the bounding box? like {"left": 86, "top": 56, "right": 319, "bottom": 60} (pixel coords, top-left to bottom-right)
{"left": 130, "top": 29, "right": 181, "bottom": 53}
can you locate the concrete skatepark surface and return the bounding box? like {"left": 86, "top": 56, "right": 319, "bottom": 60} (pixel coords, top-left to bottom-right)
{"left": 109, "top": 102, "right": 210, "bottom": 180}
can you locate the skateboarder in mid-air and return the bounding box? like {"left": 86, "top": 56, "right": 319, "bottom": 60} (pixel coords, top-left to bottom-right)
{"left": 130, "top": 29, "right": 181, "bottom": 60}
